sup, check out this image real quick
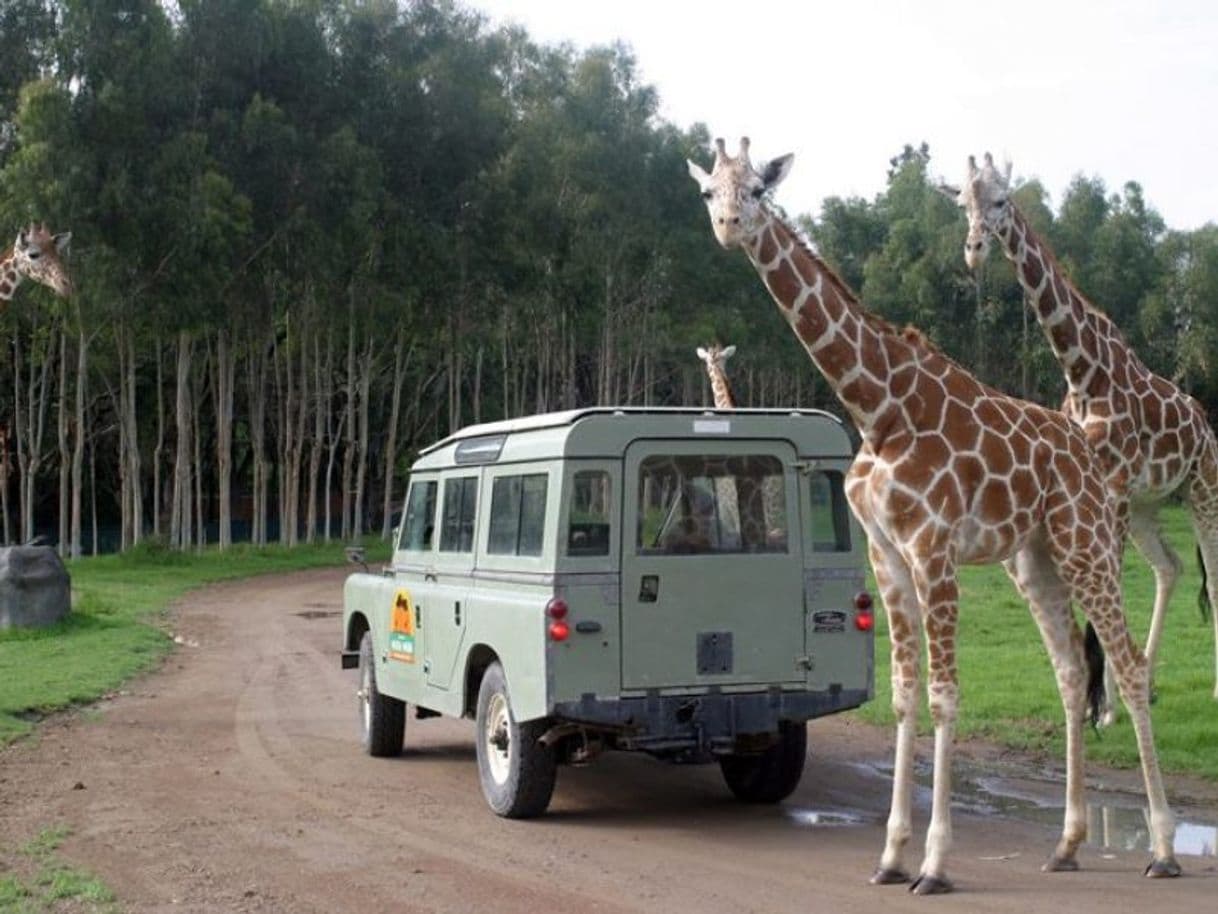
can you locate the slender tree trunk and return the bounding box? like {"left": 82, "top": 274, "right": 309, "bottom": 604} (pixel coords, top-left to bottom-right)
{"left": 0, "top": 424, "right": 11, "bottom": 545}
{"left": 193, "top": 355, "right": 206, "bottom": 549}
{"left": 70, "top": 328, "right": 87, "bottom": 558}
{"left": 57, "top": 328, "right": 69, "bottom": 555}
{"left": 89, "top": 430, "right": 98, "bottom": 556}
{"left": 341, "top": 302, "right": 356, "bottom": 539}
{"left": 125, "top": 331, "right": 143, "bottom": 546}
{"left": 306, "top": 334, "right": 325, "bottom": 544}
{"left": 170, "top": 330, "right": 193, "bottom": 549}
{"left": 153, "top": 337, "right": 165, "bottom": 538}
{"left": 380, "top": 332, "right": 410, "bottom": 539}
{"left": 352, "top": 336, "right": 373, "bottom": 537}
{"left": 323, "top": 329, "right": 341, "bottom": 543}
{"left": 246, "top": 335, "right": 269, "bottom": 546}
{"left": 214, "top": 327, "right": 235, "bottom": 548}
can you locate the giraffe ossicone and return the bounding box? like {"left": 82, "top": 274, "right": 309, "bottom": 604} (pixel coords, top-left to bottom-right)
{"left": 952, "top": 151, "right": 1218, "bottom": 717}
{"left": 690, "top": 136, "right": 1180, "bottom": 890}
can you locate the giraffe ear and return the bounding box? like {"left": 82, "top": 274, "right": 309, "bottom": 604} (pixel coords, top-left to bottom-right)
{"left": 760, "top": 153, "right": 794, "bottom": 190}
{"left": 936, "top": 183, "right": 962, "bottom": 203}
{"left": 53, "top": 232, "right": 71, "bottom": 254}
{"left": 695, "top": 347, "right": 709, "bottom": 360}
{"left": 687, "top": 159, "right": 711, "bottom": 185}
{"left": 16, "top": 229, "right": 29, "bottom": 250}
{"left": 721, "top": 345, "right": 736, "bottom": 360}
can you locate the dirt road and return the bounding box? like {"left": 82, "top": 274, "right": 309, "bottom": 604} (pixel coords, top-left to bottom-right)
{"left": 2, "top": 567, "right": 1215, "bottom": 912}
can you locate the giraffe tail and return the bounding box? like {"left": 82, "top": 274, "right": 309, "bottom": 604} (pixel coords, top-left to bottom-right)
{"left": 1083, "top": 622, "right": 1105, "bottom": 728}
{"left": 1198, "top": 545, "right": 1212, "bottom": 624}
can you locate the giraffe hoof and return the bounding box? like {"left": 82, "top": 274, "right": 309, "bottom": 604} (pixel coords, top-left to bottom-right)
{"left": 909, "top": 874, "right": 953, "bottom": 895}
{"left": 1042, "top": 855, "right": 1079, "bottom": 873}
{"left": 869, "top": 867, "right": 910, "bottom": 886}
{"left": 1144, "top": 857, "right": 1181, "bottom": 878}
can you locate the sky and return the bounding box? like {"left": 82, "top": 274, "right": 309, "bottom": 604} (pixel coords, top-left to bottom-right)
{"left": 470, "top": 0, "right": 1218, "bottom": 230}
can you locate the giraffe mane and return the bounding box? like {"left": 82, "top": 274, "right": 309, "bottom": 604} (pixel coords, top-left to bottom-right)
{"left": 767, "top": 207, "right": 966, "bottom": 369}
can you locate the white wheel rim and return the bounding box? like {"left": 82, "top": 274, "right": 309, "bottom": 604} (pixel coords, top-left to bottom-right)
{"left": 485, "top": 692, "right": 512, "bottom": 785}
{"left": 360, "top": 660, "right": 372, "bottom": 735}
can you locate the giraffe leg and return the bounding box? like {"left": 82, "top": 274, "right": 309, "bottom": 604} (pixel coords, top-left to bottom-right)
{"left": 1187, "top": 463, "right": 1218, "bottom": 701}
{"left": 1119, "top": 504, "right": 1180, "bottom": 710}
{"left": 1197, "top": 527, "right": 1218, "bottom": 701}
{"left": 909, "top": 553, "right": 958, "bottom": 896}
{"left": 1004, "top": 542, "right": 1088, "bottom": 872}
{"left": 866, "top": 538, "right": 919, "bottom": 887}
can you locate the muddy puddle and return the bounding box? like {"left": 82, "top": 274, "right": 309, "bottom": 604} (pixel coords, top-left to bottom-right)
{"left": 788, "top": 757, "right": 1217, "bottom": 858}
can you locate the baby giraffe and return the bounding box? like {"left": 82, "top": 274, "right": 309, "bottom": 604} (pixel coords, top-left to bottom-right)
{"left": 696, "top": 343, "right": 738, "bottom": 408}
{"left": 689, "top": 137, "right": 1179, "bottom": 892}
{"left": 0, "top": 223, "right": 73, "bottom": 305}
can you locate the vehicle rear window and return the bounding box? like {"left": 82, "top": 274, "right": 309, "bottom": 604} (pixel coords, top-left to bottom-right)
{"left": 439, "top": 476, "right": 478, "bottom": 553}
{"left": 810, "top": 470, "right": 851, "bottom": 552}
{"left": 487, "top": 473, "right": 548, "bottom": 556}
{"left": 567, "top": 470, "right": 612, "bottom": 557}
{"left": 399, "top": 480, "right": 437, "bottom": 552}
{"left": 637, "top": 454, "right": 787, "bottom": 555}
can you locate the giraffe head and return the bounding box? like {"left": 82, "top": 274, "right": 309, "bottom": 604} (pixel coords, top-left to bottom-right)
{"left": 7, "top": 223, "right": 73, "bottom": 299}
{"left": 687, "top": 137, "right": 793, "bottom": 248}
{"left": 695, "top": 343, "right": 736, "bottom": 373}
{"left": 942, "top": 153, "right": 1013, "bottom": 270}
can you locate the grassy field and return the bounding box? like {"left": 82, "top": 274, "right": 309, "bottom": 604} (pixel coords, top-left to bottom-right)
{"left": 0, "top": 826, "right": 117, "bottom": 914}
{"left": 855, "top": 505, "right": 1218, "bottom": 779}
{"left": 0, "top": 538, "right": 389, "bottom": 744}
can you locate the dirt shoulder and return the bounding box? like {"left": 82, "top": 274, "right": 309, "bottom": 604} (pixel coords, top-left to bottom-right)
{"left": 1, "top": 567, "right": 1214, "bottom": 913}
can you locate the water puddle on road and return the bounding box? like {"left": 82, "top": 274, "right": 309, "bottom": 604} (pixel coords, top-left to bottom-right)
{"left": 785, "top": 808, "right": 868, "bottom": 828}
{"left": 865, "top": 759, "right": 1218, "bottom": 858}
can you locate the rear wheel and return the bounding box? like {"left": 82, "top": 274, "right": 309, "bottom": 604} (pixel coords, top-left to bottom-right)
{"left": 475, "top": 661, "right": 557, "bottom": 818}
{"left": 719, "top": 721, "right": 807, "bottom": 803}
{"left": 358, "top": 631, "right": 405, "bottom": 757}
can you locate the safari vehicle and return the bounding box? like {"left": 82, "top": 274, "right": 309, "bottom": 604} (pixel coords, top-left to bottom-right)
{"left": 341, "top": 407, "right": 873, "bottom": 818}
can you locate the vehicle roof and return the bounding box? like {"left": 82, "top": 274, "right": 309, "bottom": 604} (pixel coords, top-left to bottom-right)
{"left": 411, "top": 407, "right": 855, "bottom": 471}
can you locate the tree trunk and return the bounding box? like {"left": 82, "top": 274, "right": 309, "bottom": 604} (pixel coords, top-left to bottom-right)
{"left": 57, "top": 328, "right": 69, "bottom": 555}
{"left": 153, "top": 336, "right": 165, "bottom": 538}
{"left": 352, "top": 336, "right": 374, "bottom": 537}
{"left": 124, "top": 330, "right": 143, "bottom": 546}
{"left": 247, "top": 334, "right": 269, "bottom": 546}
{"left": 340, "top": 301, "right": 356, "bottom": 539}
{"left": 305, "top": 333, "right": 325, "bottom": 544}
{"left": 214, "top": 328, "right": 235, "bottom": 548}
{"left": 380, "top": 332, "right": 410, "bottom": 540}
{"left": 70, "top": 328, "right": 88, "bottom": 558}
{"left": 170, "top": 330, "right": 193, "bottom": 549}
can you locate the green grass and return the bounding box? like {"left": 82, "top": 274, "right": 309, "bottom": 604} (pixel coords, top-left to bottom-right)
{"left": 0, "top": 538, "right": 389, "bottom": 744}
{"left": 855, "top": 505, "right": 1218, "bottom": 778}
{"left": 0, "top": 825, "right": 116, "bottom": 913}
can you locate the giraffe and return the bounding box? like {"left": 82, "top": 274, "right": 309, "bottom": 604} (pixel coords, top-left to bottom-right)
{"left": 697, "top": 343, "right": 738, "bottom": 409}
{"left": 947, "top": 153, "right": 1218, "bottom": 719}
{"left": 688, "top": 137, "right": 1180, "bottom": 892}
{"left": 0, "top": 223, "right": 73, "bottom": 305}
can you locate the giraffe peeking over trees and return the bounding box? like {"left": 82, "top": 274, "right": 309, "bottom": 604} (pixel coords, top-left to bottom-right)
{"left": 945, "top": 153, "right": 1218, "bottom": 721}
{"left": 696, "top": 343, "right": 737, "bottom": 408}
{"left": 688, "top": 136, "right": 1180, "bottom": 891}
{"left": 0, "top": 223, "right": 73, "bottom": 306}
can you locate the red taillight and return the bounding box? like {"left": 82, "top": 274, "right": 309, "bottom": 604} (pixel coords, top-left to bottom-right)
{"left": 548, "top": 621, "right": 570, "bottom": 642}
{"left": 545, "top": 597, "right": 569, "bottom": 620}
{"left": 855, "top": 610, "right": 875, "bottom": 632}
{"left": 854, "top": 591, "right": 873, "bottom": 611}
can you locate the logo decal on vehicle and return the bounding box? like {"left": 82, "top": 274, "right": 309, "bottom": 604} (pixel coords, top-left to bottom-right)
{"left": 389, "top": 588, "right": 416, "bottom": 662}
{"left": 811, "top": 610, "right": 846, "bottom": 633}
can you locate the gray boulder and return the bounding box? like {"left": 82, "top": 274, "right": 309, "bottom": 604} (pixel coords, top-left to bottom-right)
{"left": 0, "top": 546, "right": 71, "bottom": 629}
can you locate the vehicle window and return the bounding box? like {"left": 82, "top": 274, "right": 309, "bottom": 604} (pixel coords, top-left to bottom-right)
{"left": 567, "top": 470, "right": 612, "bottom": 557}
{"left": 637, "top": 455, "right": 787, "bottom": 555}
{"left": 488, "top": 473, "right": 548, "bottom": 556}
{"left": 810, "top": 470, "right": 852, "bottom": 552}
{"left": 439, "top": 476, "right": 478, "bottom": 553}
{"left": 398, "top": 480, "right": 437, "bottom": 552}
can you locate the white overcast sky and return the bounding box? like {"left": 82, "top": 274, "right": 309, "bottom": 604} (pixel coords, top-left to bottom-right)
{"left": 470, "top": 0, "right": 1217, "bottom": 230}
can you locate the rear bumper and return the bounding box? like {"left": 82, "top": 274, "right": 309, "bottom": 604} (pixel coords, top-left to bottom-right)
{"left": 551, "top": 686, "right": 869, "bottom": 755}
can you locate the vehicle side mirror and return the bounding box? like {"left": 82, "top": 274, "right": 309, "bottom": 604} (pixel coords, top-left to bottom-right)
{"left": 345, "top": 546, "right": 368, "bottom": 573}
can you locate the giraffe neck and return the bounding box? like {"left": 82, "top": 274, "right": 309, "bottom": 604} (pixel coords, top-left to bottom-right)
{"left": 998, "top": 207, "right": 1114, "bottom": 394}
{"left": 742, "top": 211, "right": 907, "bottom": 438}
{"left": 0, "top": 248, "right": 19, "bottom": 303}
{"left": 707, "top": 366, "right": 735, "bottom": 409}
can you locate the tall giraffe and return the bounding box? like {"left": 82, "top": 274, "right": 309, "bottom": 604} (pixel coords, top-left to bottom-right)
{"left": 697, "top": 343, "right": 738, "bottom": 408}
{"left": 948, "top": 154, "right": 1218, "bottom": 717}
{"left": 689, "top": 137, "right": 1179, "bottom": 891}
{"left": 0, "top": 223, "right": 73, "bottom": 305}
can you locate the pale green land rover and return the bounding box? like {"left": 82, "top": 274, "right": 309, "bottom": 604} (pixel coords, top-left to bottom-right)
{"left": 341, "top": 407, "right": 873, "bottom": 817}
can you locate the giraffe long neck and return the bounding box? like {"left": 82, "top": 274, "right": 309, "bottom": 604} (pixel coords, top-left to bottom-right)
{"left": 707, "top": 366, "right": 735, "bottom": 409}
{"left": 742, "top": 212, "right": 902, "bottom": 438}
{"left": 998, "top": 208, "right": 1114, "bottom": 394}
{"left": 0, "top": 249, "right": 19, "bottom": 303}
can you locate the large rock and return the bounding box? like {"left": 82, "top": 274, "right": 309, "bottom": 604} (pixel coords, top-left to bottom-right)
{"left": 0, "top": 546, "right": 71, "bottom": 629}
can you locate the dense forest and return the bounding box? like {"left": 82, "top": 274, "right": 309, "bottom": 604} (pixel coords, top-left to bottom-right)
{"left": 1, "top": 0, "right": 1216, "bottom": 555}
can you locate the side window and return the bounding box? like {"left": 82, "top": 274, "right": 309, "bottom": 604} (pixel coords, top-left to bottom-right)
{"left": 810, "top": 470, "right": 852, "bottom": 552}
{"left": 439, "top": 476, "right": 478, "bottom": 553}
{"left": 398, "top": 480, "right": 437, "bottom": 552}
{"left": 566, "top": 470, "right": 612, "bottom": 557}
{"left": 488, "top": 473, "right": 548, "bottom": 557}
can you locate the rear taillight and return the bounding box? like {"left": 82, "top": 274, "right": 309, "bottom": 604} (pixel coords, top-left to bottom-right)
{"left": 854, "top": 591, "right": 875, "bottom": 632}
{"left": 546, "top": 597, "right": 570, "bottom": 641}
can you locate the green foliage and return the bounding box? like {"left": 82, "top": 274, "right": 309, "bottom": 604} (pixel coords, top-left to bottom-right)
{"left": 2, "top": 825, "right": 117, "bottom": 913}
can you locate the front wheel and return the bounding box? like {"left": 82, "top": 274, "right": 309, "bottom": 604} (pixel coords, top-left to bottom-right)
{"left": 475, "top": 661, "right": 557, "bottom": 818}
{"left": 358, "top": 631, "right": 405, "bottom": 757}
{"left": 719, "top": 721, "right": 807, "bottom": 803}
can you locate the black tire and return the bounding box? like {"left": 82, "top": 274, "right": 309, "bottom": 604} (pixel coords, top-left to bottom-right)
{"left": 719, "top": 721, "right": 807, "bottom": 803}
{"left": 474, "top": 661, "right": 557, "bottom": 818}
{"left": 358, "top": 631, "right": 405, "bottom": 757}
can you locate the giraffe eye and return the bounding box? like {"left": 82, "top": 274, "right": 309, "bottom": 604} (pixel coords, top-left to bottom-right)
{"left": 701, "top": 190, "right": 712, "bottom": 201}
{"left": 27, "top": 251, "right": 40, "bottom": 260}
{"left": 750, "top": 186, "right": 765, "bottom": 199}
